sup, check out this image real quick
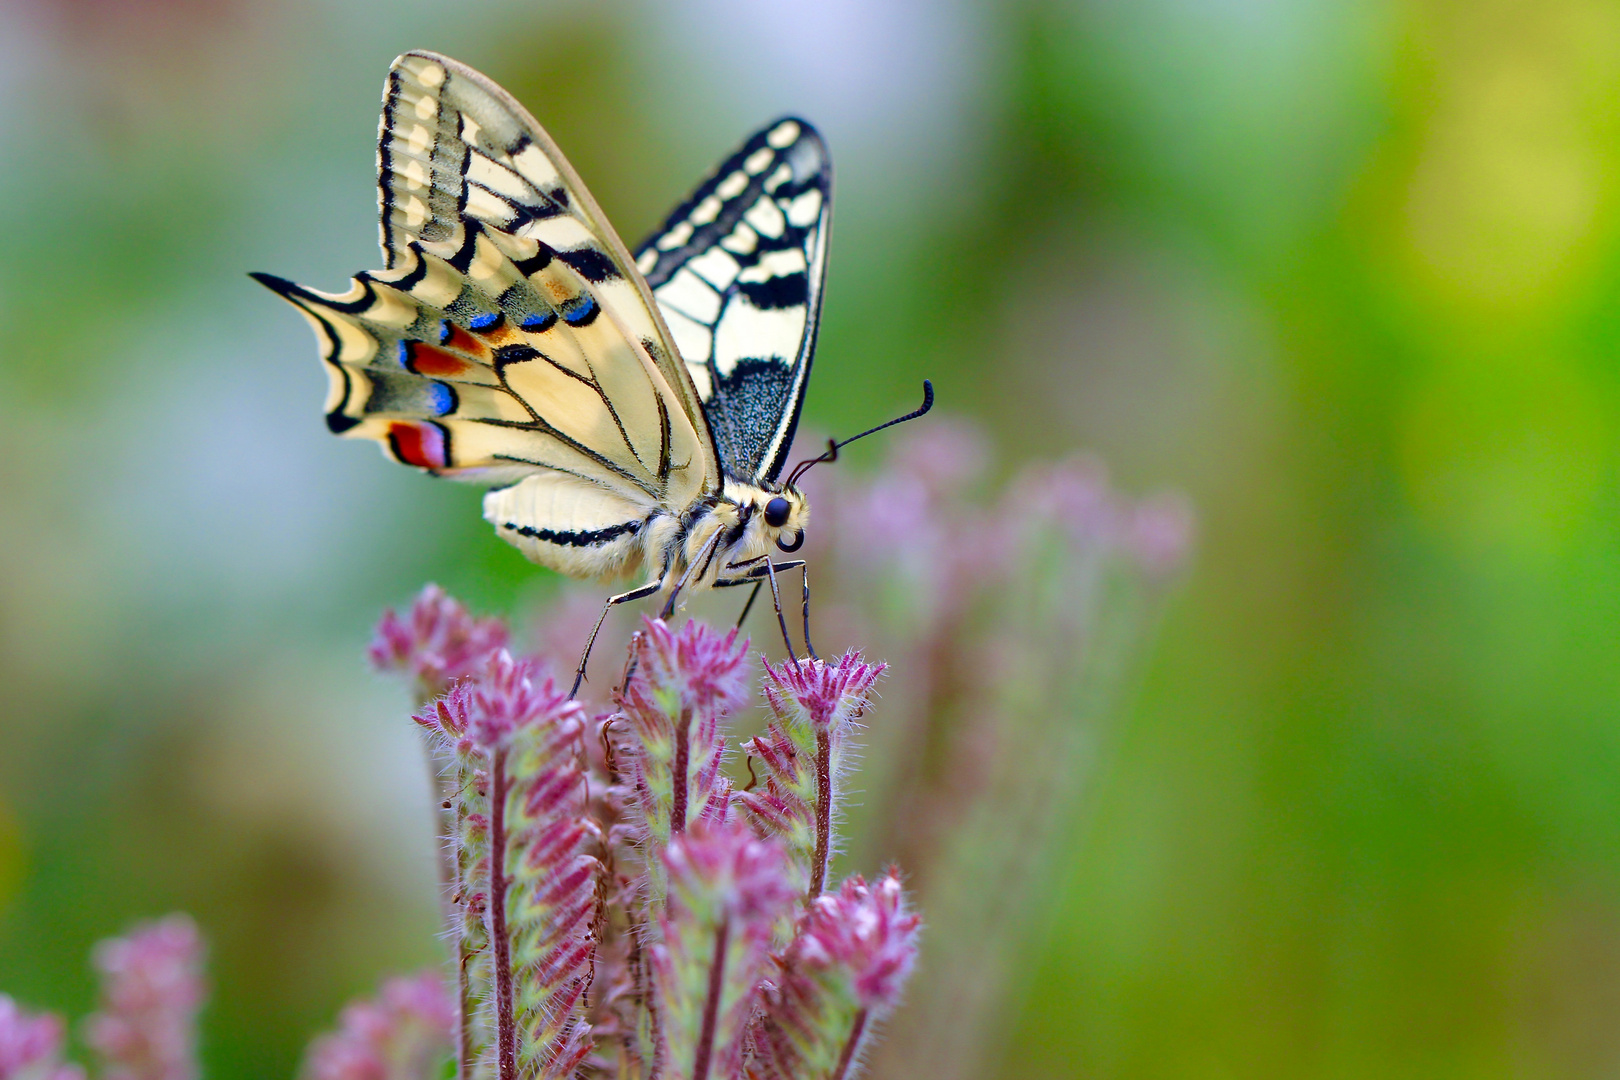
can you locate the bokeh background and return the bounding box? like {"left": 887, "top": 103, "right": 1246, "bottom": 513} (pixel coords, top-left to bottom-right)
{"left": 4, "top": 0, "right": 1620, "bottom": 1076}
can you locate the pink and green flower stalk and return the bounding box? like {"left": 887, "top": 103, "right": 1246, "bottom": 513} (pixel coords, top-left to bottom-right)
{"left": 739, "top": 655, "right": 886, "bottom": 900}
{"left": 0, "top": 997, "right": 81, "bottom": 1080}
{"left": 447, "top": 652, "right": 601, "bottom": 1080}
{"left": 371, "top": 583, "right": 510, "bottom": 701}
{"left": 614, "top": 618, "right": 751, "bottom": 904}
{"left": 747, "top": 874, "right": 920, "bottom": 1080}
{"left": 83, "top": 915, "right": 205, "bottom": 1080}
{"left": 651, "top": 820, "right": 796, "bottom": 1080}
{"left": 413, "top": 684, "right": 492, "bottom": 1079}
{"left": 301, "top": 972, "right": 455, "bottom": 1080}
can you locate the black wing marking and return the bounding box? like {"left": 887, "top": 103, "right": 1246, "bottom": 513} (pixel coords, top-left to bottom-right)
{"left": 634, "top": 117, "right": 832, "bottom": 485}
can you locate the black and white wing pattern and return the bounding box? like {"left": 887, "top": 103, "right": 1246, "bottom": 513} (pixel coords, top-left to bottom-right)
{"left": 633, "top": 118, "right": 832, "bottom": 485}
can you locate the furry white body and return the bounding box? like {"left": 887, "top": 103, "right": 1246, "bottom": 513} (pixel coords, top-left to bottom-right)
{"left": 484, "top": 475, "right": 809, "bottom": 597}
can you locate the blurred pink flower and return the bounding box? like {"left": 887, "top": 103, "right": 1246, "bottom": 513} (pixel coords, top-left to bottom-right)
{"left": 0, "top": 996, "right": 81, "bottom": 1080}
{"left": 301, "top": 971, "right": 454, "bottom": 1080}
{"left": 369, "top": 584, "right": 510, "bottom": 698}
{"left": 83, "top": 915, "right": 205, "bottom": 1080}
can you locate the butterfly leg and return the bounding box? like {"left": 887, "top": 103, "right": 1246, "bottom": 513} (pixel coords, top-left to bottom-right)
{"left": 572, "top": 581, "right": 661, "bottom": 698}
{"left": 722, "top": 558, "right": 813, "bottom": 662}
{"left": 734, "top": 579, "right": 765, "bottom": 629}
{"left": 765, "top": 560, "right": 816, "bottom": 661}
{"left": 793, "top": 561, "right": 818, "bottom": 661}
{"left": 659, "top": 529, "right": 727, "bottom": 621}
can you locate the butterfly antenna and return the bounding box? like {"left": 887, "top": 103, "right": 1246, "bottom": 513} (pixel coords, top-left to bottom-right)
{"left": 786, "top": 380, "right": 934, "bottom": 487}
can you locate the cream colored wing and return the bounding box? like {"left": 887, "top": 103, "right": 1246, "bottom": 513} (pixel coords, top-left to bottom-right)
{"left": 376, "top": 49, "right": 720, "bottom": 494}
{"left": 253, "top": 213, "right": 708, "bottom": 530}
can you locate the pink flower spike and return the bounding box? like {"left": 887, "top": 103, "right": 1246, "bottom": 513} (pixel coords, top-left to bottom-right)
{"left": 634, "top": 616, "right": 751, "bottom": 718}
{"left": 745, "top": 653, "right": 886, "bottom": 898}
{"left": 797, "top": 873, "right": 920, "bottom": 1011}
{"left": 301, "top": 971, "right": 455, "bottom": 1080}
{"left": 654, "top": 820, "right": 796, "bottom": 1080}
{"left": 83, "top": 915, "right": 205, "bottom": 1080}
{"left": 370, "top": 584, "right": 510, "bottom": 699}
{"left": 749, "top": 872, "right": 921, "bottom": 1080}
{"left": 0, "top": 996, "right": 81, "bottom": 1080}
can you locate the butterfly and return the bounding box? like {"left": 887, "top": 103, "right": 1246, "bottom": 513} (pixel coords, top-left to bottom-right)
{"left": 254, "top": 50, "right": 930, "bottom": 688}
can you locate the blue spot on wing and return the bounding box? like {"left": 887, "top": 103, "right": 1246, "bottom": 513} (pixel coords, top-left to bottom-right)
{"left": 427, "top": 381, "right": 457, "bottom": 416}
{"left": 561, "top": 294, "right": 599, "bottom": 327}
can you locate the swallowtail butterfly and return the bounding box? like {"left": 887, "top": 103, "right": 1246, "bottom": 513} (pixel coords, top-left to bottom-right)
{"left": 254, "top": 51, "right": 930, "bottom": 684}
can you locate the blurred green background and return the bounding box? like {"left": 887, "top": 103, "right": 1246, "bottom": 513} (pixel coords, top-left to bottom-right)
{"left": 3, "top": 0, "right": 1620, "bottom": 1076}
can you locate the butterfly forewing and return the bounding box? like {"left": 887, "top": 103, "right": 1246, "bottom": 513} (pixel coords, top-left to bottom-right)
{"left": 635, "top": 117, "right": 832, "bottom": 484}
{"left": 377, "top": 51, "right": 719, "bottom": 495}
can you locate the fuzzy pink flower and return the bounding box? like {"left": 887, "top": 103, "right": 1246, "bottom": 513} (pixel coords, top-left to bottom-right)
{"left": 83, "top": 915, "right": 205, "bottom": 1080}
{"left": 795, "top": 874, "right": 920, "bottom": 1010}
{"left": 442, "top": 651, "right": 598, "bottom": 1080}
{"left": 762, "top": 652, "right": 885, "bottom": 734}
{"left": 614, "top": 619, "right": 752, "bottom": 897}
{"left": 370, "top": 584, "right": 509, "bottom": 698}
{"left": 653, "top": 820, "right": 796, "bottom": 1080}
{"left": 411, "top": 680, "right": 473, "bottom": 741}
{"left": 634, "top": 616, "right": 751, "bottom": 718}
{"left": 463, "top": 652, "right": 581, "bottom": 752}
{"left": 0, "top": 997, "right": 81, "bottom": 1080}
{"left": 749, "top": 873, "right": 920, "bottom": 1080}
{"left": 301, "top": 971, "right": 455, "bottom": 1080}
{"left": 744, "top": 653, "right": 886, "bottom": 898}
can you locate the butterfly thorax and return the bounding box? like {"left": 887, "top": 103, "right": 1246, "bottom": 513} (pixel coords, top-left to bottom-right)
{"left": 662, "top": 479, "right": 808, "bottom": 594}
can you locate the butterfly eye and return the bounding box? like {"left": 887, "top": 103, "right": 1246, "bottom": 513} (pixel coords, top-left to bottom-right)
{"left": 777, "top": 531, "right": 805, "bottom": 553}
{"left": 764, "top": 497, "right": 791, "bottom": 528}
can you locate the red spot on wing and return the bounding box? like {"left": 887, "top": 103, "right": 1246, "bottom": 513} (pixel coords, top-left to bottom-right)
{"left": 388, "top": 422, "right": 448, "bottom": 469}
{"left": 443, "top": 325, "right": 487, "bottom": 356}
{"left": 404, "top": 343, "right": 473, "bottom": 377}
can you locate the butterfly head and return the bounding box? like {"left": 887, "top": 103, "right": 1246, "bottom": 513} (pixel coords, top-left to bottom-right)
{"left": 723, "top": 479, "right": 810, "bottom": 557}
{"left": 762, "top": 489, "right": 809, "bottom": 553}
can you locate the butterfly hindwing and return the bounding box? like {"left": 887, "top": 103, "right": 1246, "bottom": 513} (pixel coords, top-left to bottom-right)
{"left": 634, "top": 117, "right": 832, "bottom": 485}
{"left": 378, "top": 49, "right": 719, "bottom": 495}
{"left": 251, "top": 215, "right": 707, "bottom": 519}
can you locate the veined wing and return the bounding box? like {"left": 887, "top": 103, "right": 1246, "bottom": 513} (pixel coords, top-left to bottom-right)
{"left": 377, "top": 49, "right": 720, "bottom": 493}
{"left": 634, "top": 117, "right": 832, "bottom": 485}
{"left": 252, "top": 215, "right": 707, "bottom": 513}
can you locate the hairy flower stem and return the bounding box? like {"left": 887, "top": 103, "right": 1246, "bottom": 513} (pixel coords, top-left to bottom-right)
{"left": 691, "top": 919, "right": 730, "bottom": 1080}
{"left": 671, "top": 707, "right": 692, "bottom": 835}
{"left": 810, "top": 728, "right": 833, "bottom": 900}
{"left": 457, "top": 951, "right": 476, "bottom": 1080}
{"left": 488, "top": 749, "right": 517, "bottom": 1080}
{"left": 831, "top": 1010, "right": 869, "bottom": 1080}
